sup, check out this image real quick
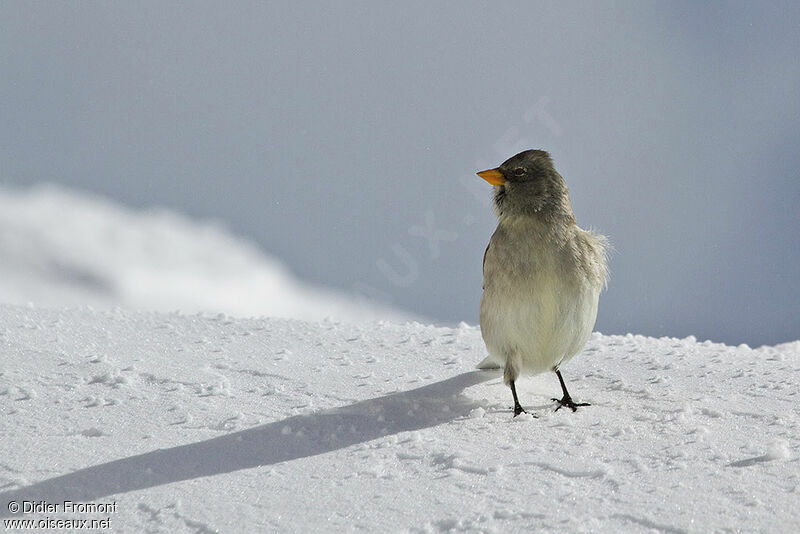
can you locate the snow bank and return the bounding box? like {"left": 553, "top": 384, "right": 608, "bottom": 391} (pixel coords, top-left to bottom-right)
{"left": 0, "top": 185, "right": 407, "bottom": 322}
{"left": 0, "top": 305, "right": 797, "bottom": 533}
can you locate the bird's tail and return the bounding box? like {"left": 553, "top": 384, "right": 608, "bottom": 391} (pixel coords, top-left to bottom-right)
{"left": 476, "top": 355, "right": 503, "bottom": 370}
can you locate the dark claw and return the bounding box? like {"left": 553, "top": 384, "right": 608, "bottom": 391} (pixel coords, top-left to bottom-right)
{"left": 552, "top": 370, "right": 589, "bottom": 412}
{"left": 552, "top": 396, "right": 591, "bottom": 412}
{"left": 512, "top": 403, "right": 538, "bottom": 417}
{"left": 509, "top": 379, "right": 536, "bottom": 417}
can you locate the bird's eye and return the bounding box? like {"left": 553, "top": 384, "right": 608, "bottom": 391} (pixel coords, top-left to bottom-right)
{"left": 513, "top": 168, "right": 526, "bottom": 177}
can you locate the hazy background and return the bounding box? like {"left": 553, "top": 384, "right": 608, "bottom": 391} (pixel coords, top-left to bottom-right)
{"left": 2, "top": 1, "right": 798, "bottom": 346}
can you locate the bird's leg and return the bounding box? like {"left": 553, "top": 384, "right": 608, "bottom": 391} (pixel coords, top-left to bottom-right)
{"left": 509, "top": 380, "right": 527, "bottom": 417}
{"left": 552, "top": 369, "right": 590, "bottom": 412}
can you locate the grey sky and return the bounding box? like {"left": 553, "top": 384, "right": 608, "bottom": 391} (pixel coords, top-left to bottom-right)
{"left": 2, "top": 1, "right": 798, "bottom": 346}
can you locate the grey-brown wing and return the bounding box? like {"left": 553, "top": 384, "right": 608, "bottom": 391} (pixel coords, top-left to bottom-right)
{"left": 482, "top": 241, "right": 490, "bottom": 290}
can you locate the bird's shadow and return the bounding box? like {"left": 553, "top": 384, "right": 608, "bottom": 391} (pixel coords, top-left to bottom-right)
{"left": 0, "top": 370, "right": 495, "bottom": 513}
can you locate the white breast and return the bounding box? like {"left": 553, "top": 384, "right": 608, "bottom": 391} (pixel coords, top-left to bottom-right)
{"left": 479, "top": 219, "right": 603, "bottom": 377}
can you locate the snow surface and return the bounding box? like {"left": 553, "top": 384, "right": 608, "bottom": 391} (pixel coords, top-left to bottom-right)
{"left": 0, "top": 185, "right": 407, "bottom": 323}
{"left": 1, "top": 304, "right": 798, "bottom": 533}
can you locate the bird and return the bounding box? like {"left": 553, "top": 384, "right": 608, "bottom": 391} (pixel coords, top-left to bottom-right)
{"left": 476, "top": 149, "right": 608, "bottom": 416}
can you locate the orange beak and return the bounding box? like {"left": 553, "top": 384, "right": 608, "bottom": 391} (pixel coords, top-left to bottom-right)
{"left": 477, "top": 168, "right": 505, "bottom": 186}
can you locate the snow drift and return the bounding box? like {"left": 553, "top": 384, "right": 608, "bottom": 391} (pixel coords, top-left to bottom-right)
{"left": 0, "top": 184, "right": 406, "bottom": 322}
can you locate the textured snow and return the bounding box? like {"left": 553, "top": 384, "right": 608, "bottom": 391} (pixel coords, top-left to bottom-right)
{"left": 0, "top": 185, "right": 407, "bottom": 322}
{"left": 1, "top": 305, "right": 797, "bottom": 533}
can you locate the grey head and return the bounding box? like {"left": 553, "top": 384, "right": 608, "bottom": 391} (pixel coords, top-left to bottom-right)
{"left": 477, "top": 149, "right": 574, "bottom": 221}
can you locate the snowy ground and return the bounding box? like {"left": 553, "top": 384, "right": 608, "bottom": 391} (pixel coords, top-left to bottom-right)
{"left": 1, "top": 304, "right": 797, "bottom": 533}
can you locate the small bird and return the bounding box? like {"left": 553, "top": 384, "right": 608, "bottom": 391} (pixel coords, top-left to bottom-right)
{"left": 476, "top": 149, "right": 608, "bottom": 416}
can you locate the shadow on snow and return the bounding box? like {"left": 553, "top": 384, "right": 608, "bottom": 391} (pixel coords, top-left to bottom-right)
{"left": 0, "top": 370, "right": 495, "bottom": 512}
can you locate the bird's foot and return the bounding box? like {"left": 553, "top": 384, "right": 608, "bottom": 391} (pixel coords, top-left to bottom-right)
{"left": 512, "top": 403, "right": 538, "bottom": 417}
{"left": 552, "top": 395, "right": 590, "bottom": 412}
